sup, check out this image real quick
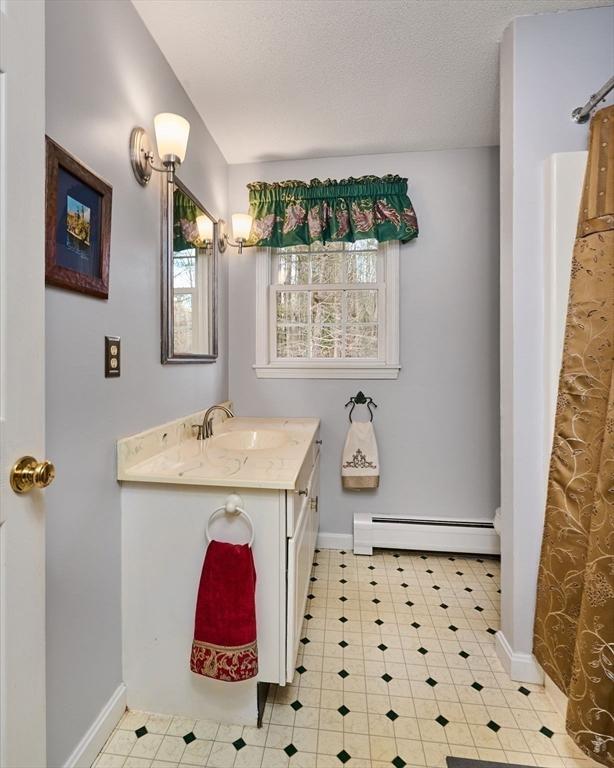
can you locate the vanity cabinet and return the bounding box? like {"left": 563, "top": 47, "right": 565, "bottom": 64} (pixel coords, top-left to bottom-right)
{"left": 118, "top": 413, "right": 320, "bottom": 726}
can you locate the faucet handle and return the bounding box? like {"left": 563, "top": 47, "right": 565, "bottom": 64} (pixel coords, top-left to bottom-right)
{"left": 192, "top": 424, "right": 205, "bottom": 440}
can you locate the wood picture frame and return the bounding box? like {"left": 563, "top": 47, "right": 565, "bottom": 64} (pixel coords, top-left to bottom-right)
{"left": 45, "top": 136, "right": 112, "bottom": 298}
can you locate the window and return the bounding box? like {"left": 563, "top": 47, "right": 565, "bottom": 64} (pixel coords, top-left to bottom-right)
{"left": 172, "top": 246, "right": 210, "bottom": 355}
{"left": 254, "top": 239, "right": 400, "bottom": 378}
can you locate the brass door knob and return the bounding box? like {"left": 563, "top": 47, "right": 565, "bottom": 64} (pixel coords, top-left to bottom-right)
{"left": 10, "top": 456, "right": 56, "bottom": 494}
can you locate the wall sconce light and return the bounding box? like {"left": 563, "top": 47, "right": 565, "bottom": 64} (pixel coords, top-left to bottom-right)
{"left": 130, "top": 112, "right": 190, "bottom": 186}
{"left": 217, "top": 213, "right": 254, "bottom": 254}
{"left": 196, "top": 215, "right": 214, "bottom": 243}
{"left": 195, "top": 214, "right": 215, "bottom": 254}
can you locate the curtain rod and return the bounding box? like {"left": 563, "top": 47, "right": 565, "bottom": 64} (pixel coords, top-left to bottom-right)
{"left": 572, "top": 75, "right": 614, "bottom": 123}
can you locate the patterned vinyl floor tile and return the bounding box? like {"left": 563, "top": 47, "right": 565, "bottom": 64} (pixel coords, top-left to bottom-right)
{"left": 93, "top": 549, "right": 597, "bottom": 768}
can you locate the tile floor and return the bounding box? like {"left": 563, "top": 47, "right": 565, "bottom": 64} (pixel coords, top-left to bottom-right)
{"left": 94, "top": 548, "right": 596, "bottom": 768}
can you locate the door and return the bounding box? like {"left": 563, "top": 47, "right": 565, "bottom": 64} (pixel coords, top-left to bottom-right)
{"left": 0, "top": 1, "right": 48, "bottom": 766}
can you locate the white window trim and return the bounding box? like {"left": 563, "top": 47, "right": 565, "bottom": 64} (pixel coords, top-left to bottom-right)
{"left": 253, "top": 240, "right": 400, "bottom": 379}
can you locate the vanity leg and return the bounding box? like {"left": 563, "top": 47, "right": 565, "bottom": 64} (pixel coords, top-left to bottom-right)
{"left": 257, "top": 682, "right": 270, "bottom": 728}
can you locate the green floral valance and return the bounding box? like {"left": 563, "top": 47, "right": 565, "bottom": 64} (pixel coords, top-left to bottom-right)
{"left": 174, "top": 187, "right": 202, "bottom": 253}
{"left": 247, "top": 175, "right": 419, "bottom": 248}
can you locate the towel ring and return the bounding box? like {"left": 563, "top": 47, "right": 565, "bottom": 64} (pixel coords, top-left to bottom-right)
{"left": 345, "top": 391, "right": 378, "bottom": 422}
{"left": 206, "top": 494, "right": 255, "bottom": 547}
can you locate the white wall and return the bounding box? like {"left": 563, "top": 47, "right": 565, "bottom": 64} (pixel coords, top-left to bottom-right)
{"left": 498, "top": 4, "right": 614, "bottom": 678}
{"left": 45, "top": 2, "right": 228, "bottom": 764}
{"left": 228, "top": 147, "right": 500, "bottom": 540}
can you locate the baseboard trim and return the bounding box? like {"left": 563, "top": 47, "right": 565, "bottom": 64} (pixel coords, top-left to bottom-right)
{"left": 353, "top": 513, "right": 500, "bottom": 556}
{"left": 495, "top": 631, "right": 544, "bottom": 684}
{"left": 317, "top": 532, "right": 354, "bottom": 550}
{"left": 63, "top": 682, "right": 127, "bottom": 768}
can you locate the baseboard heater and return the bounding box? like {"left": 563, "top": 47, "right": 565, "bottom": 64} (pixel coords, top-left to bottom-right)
{"left": 353, "top": 513, "right": 500, "bottom": 556}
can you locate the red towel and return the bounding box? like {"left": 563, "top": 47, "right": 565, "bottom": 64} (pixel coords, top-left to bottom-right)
{"left": 190, "top": 540, "right": 258, "bottom": 681}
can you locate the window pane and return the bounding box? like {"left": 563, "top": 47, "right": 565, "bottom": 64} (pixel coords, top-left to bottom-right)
{"left": 345, "top": 238, "right": 378, "bottom": 251}
{"left": 311, "top": 290, "right": 341, "bottom": 324}
{"left": 311, "top": 324, "right": 343, "bottom": 358}
{"left": 277, "top": 325, "right": 308, "bottom": 358}
{"left": 277, "top": 291, "right": 309, "bottom": 323}
{"left": 346, "top": 252, "right": 377, "bottom": 283}
{"left": 277, "top": 244, "right": 310, "bottom": 254}
{"left": 345, "top": 324, "right": 378, "bottom": 358}
{"left": 313, "top": 241, "right": 346, "bottom": 253}
{"left": 173, "top": 252, "right": 196, "bottom": 288}
{"left": 271, "top": 239, "right": 384, "bottom": 364}
{"left": 346, "top": 289, "right": 378, "bottom": 322}
{"left": 174, "top": 293, "right": 193, "bottom": 353}
{"left": 277, "top": 253, "right": 309, "bottom": 285}
{"left": 311, "top": 253, "right": 343, "bottom": 284}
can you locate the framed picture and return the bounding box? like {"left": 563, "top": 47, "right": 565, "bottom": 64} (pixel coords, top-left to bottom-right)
{"left": 45, "top": 136, "right": 112, "bottom": 298}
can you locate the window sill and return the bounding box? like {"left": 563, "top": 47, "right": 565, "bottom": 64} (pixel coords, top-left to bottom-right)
{"left": 253, "top": 363, "right": 401, "bottom": 380}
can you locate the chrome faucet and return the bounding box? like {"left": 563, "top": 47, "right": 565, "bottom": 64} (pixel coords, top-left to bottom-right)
{"left": 194, "top": 404, "right": 235, "bottom": 440}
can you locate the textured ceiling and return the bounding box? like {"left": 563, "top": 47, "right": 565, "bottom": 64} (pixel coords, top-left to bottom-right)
{"left": 133, "top": 0, "right": 611, "bottom": 164}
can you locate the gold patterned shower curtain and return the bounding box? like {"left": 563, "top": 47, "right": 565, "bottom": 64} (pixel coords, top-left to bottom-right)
{"left": 534, "top": 104, "right": 614, "bottom": 766}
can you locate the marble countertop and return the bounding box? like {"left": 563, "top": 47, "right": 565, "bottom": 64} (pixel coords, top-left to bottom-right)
{"left": 117, "top": 410, "right": 320, "bottom": 490}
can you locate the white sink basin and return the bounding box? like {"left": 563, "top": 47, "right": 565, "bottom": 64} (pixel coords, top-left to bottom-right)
{"left": 209, "top": 429, "right": 290, "bottom": 452}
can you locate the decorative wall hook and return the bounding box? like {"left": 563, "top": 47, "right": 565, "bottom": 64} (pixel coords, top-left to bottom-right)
{"left": 345, "top": 391, "right": 378, "bottom": 422}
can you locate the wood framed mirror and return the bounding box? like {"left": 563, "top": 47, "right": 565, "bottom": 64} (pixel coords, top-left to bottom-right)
{"left": 162, "top": 178, "right": 218, "bottom": 363}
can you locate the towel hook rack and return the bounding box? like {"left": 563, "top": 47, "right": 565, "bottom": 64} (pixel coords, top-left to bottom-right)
{"left": 206, "top": 493, "right": 255, "bottom": 547}
{"left": 345, "top": 391, "right": 378, "bottom": 423}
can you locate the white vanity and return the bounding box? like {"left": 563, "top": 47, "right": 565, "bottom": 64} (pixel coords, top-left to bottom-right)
{"left": 117, "top": 407, "right": 320, "bottom": 725}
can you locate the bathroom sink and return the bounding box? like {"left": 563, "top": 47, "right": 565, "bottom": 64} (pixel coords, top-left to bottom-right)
{"left": 209, "top": 429, "right": 290, "bottom": 451}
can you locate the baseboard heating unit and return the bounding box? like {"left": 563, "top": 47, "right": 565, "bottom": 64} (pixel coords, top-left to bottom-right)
{"left": 353, "top": 513, "right": 500, "bottom": 556}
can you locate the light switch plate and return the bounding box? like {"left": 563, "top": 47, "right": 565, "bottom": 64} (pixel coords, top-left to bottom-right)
{"left": 105, "top": 336, "right": 120, "bottom": 378}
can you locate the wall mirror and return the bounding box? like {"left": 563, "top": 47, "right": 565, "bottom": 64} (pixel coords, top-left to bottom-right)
{"left": 162, "top": 178, "right": 218, "bottom": 363}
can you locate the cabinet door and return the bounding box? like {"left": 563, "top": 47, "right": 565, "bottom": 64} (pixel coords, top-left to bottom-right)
{"left": 286, "top": 457, "right": 320, "bottom": 682}
{"left": 309, "top": 458, "right": 320, "bottom": 555}
{"left": 286, "top": 499, "right": 312, "bottom": 682}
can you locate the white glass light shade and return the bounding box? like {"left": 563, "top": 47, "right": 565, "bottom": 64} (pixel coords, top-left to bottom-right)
{"left": 154, "top": 113, "right": 190, "bottom": 163}
{"left": 232, "top": 213, "right": 253, "bottom": 242}
{"left": 196, "top": 215, "right": 214, "bottom": 242}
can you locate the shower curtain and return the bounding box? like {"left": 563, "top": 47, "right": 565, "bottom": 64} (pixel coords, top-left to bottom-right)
{"left": 534, "top": 104, "right": 614, "bottom": 766}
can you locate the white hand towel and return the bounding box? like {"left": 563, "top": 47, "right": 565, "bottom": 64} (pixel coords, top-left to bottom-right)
{"left": 341, "top": 421, "right": 379, "bottom": 490}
